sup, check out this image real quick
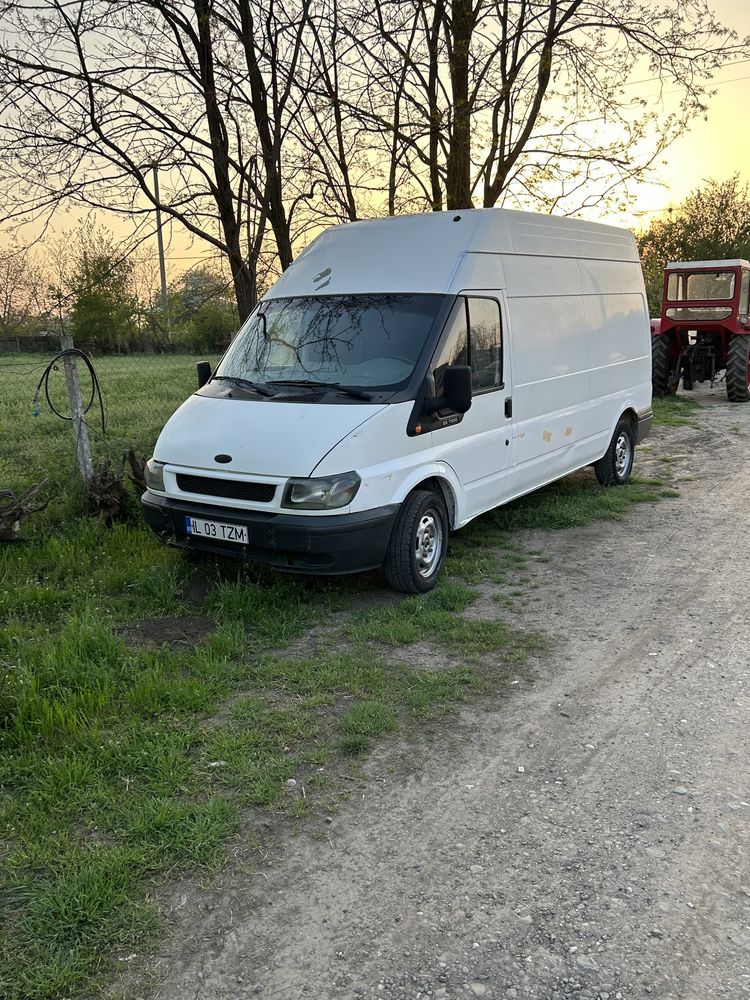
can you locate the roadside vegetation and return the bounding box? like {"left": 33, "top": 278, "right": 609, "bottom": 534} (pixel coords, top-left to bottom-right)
{"left": 638, "top": 176, "right": 750, "bottom": 314}
{"left": 0, "top": 367, "right": 675, "bottom": 1000}
{"left": 652, "top": 393, "right": 702, "bottom": 428}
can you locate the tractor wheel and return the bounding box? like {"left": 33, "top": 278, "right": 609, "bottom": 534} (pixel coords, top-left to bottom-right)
{"left": 594, "top": 418, "right": 635, "bottom": 487}
{"left": 651, "top": 335, "right": 676, "bottom": 396}
{"left": 725, "top": 335, "right": 750, "bottom": 402}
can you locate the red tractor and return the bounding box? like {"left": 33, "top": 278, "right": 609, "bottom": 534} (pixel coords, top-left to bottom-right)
{"left": 651, "top": 259, "right": 750, "bottom": 402}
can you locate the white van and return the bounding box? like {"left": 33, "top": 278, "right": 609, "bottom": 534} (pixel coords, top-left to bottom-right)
{"left": 142, "top": 208, "right": 652, "bottom": 592}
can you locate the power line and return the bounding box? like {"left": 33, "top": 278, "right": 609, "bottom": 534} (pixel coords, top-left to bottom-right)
{"left": 622, "top": 56, "right": 750, "bottom": 88}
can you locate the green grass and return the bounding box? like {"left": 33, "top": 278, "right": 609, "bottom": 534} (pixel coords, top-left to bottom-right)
{"left": 1, "top": 353, "right": 218, "bottom": 522}
{"left": 0, "top": 355, "right": 677, "bottom": 999}
{"left": 346, "top": 583, "right": 541, "bottom": 663}
{"left": 0, "top": 521, "right": 539, "bottom": 998}
{"left": 652, "top": 394, "right": 702, "bottom": 428}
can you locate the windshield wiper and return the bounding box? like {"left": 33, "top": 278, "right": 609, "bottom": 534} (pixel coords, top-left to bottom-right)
{"left": 268, "top": 379, "right": 373, "bottom": 401}
{"left": 211, "top": 375, "right": 275, "bottom": 397}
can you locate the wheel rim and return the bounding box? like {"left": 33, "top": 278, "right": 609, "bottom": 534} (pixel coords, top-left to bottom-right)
{"left": 614, "top": 431, "right": 632, "bottom": 479}
{"left": 415, "top": 509, "right": 443, "bottom": 578}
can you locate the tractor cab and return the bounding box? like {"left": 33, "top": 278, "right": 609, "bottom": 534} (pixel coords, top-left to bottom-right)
{"left": 652, "top": 259, "right": 750, "bottom": 402}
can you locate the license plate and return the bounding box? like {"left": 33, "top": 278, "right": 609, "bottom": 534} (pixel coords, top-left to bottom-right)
{"left": 185, "top": 516, "right": 248, "bottom": 544}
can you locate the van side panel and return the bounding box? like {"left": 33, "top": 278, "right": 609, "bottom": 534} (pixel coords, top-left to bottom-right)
{"left": 584, "top": 292, "right": 651, "bottom": 400}
{"left": 503, "top": 255, "right": 593, "bottom": 480}
{"left": 581, "top": 259, "right": 652, "bottom": 407}
{"left": 502, "top": 253, "right": 650, "bottom": 502}
{"left": 510, "top": 295, "right": 591, "bottom": 417}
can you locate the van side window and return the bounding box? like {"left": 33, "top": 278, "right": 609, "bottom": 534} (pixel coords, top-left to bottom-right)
{"left": 433, "top": 298, "right": 468, "bottom": 394}
{"left": 741, "top": 270, "right": 750, "bottom": 314}
{"left": 467, "top": 297, "right": 502, "bottom": 392}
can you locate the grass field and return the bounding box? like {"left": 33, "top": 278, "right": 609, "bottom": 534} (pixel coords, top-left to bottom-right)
{"left": 1, "top": 353, "right": 217, "bottom": 515}
{"left": 0, "top": 357, "right": 677, "bottom": 1000}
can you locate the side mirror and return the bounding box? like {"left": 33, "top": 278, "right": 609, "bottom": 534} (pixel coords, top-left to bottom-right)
{"left": 196, "top": 361, "right": 212, "bottom": 388}
{"left": 443, "top": 365, "right": 472, "bottom": 413}
{"left": 426, "top": 364, "right": 472, "bottom": 414}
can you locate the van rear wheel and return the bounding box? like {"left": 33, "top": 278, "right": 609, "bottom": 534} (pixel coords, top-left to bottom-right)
{"left": 594, "top": 419, "right": 634, "bottom": 487}
{"left": 385, "top": 489, "right": 448, "bottom": 593}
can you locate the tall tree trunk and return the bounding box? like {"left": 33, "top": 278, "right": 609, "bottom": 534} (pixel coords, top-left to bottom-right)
{"left": 445, "top": 0, "right": 473, "bottom": 210}
{"left": 193, "top": 0, "right": 254, "bottom": 318}
{"left": 427, "top": 0, "right": 445, "bottom": 211}
{"left": 231, "top": 256, "right": 257, "bottom": 321}
{"left": 237, "top": 2, "right": 294, "bottom": 271}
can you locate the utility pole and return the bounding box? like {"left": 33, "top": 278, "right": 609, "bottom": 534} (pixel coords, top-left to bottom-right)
{"left": 152, "top": 161, "right": 170, "bottom": 339}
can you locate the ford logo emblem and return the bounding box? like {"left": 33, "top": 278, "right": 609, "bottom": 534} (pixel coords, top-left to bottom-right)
{"left": 214, "top": 454, "right": 232, "bottom": 464}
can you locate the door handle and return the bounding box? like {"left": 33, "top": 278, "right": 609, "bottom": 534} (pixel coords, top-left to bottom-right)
{"left": 504, "top": 397, "right": 513, "bottom": 418}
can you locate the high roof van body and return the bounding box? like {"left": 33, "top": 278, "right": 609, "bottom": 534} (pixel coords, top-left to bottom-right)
{"left": 142, "top": 208, "right": 652, "bottom": 592}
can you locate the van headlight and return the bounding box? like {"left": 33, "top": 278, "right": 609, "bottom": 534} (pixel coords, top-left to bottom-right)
{"left": 281, "top": 472, "right": 361, "bottom": 510}
{"left": 145, "top": 458, "right": 166, "bottom": 492}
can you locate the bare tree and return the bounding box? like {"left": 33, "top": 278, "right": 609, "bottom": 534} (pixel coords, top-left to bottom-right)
{"left": 335, "top": 0, "right": 744, "bottom": 214}
{"left": 0, "top": 0, "right": 744, "bottom": 323}
{"left": 0, "top": 0, "right": 314, "bottom": 318}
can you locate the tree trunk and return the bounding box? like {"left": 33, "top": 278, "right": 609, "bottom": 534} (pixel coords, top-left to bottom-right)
{"left": 231, "top": 257, "right": 257, "bottom": 322}
{"left": 237, "top": 2, "right": 294, "bottom": 271}
{"left": 427, "top": 0, "right": 445, "bottom": 211}
{"left": 445, "top": 0, "right": 473, "bottom": 210}
{"left": 193, "top": 0, "right": 251, "bottom": 318}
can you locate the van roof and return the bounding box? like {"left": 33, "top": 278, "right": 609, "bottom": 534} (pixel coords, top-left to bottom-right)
{"left": 265, "top": 208, "right": 639, "bottom": 299}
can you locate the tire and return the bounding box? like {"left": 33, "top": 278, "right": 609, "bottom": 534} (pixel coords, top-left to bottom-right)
{"left": 725, "top": 334, "right": 750, "bottom": 402}
{"left": 651, "top": 335, "right": 675, "bottom": 396}
{"left": 384, "top": 489, "right": 448, "bottom": 593}
{"left": 594, "top": 418, "right": 635, "bottom": 487}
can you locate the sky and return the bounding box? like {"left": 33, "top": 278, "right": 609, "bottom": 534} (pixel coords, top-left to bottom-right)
{"left": 616, "top": 0, "right": 750, "bottom": 230}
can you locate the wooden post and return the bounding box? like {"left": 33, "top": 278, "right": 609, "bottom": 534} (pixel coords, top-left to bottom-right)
{"left": 60, "top": 333, "right": 94, "bottom": 486}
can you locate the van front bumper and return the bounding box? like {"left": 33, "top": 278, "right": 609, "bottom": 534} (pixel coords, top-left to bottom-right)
{"left": 141, "top": 492, "right": 400, "bottom": 575}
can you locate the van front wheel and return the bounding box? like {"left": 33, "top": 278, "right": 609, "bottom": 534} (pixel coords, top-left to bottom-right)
{"left": 594, "top": 419, "right": 634, "bottom": 486}
{"left": 385, "top": 489, "right": 448, "bottom": 593}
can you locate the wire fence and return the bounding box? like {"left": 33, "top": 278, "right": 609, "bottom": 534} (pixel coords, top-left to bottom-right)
{"left": 1, "top": 340, "right": 221, "bottom": 519}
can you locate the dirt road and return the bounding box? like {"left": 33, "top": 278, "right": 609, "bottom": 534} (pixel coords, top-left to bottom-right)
{"left": 154, "top": 387, "right": 750, "bottom": 1000}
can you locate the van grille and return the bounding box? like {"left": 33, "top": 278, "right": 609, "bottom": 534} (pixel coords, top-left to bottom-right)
{"left": 176, "top": 474, "right": 276, "bottom": 503}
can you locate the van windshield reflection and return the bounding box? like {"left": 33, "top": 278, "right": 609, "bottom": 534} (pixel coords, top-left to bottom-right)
{"left": 216, "top": 293, "right": 446, "bottom": 392}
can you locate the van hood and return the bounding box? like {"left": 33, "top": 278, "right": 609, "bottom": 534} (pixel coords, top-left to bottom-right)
{"left": 153, "top": 393, "right": 386, "bottom": 478}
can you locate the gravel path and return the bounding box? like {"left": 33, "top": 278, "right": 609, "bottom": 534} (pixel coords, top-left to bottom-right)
{"left": 153, "top": 386, "right": 750, "bottom": 1000}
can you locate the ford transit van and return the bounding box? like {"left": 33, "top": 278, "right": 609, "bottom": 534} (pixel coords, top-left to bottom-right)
{"left": 142, "top": 209, "right": 652, "bottom": 592}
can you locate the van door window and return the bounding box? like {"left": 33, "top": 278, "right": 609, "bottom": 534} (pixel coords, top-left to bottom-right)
{"left": 467, "top": 297, "right": 502, "bottom": 392}
{"left": 433, "top": 296, "right": 503, "bottom": 396}
{"left": 433, "top": 298, "right": 468, "bottom": 394}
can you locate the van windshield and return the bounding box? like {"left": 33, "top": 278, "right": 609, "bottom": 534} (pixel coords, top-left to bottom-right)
{"left": 216, "top": 293, "right": 445, "bottom": 391}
